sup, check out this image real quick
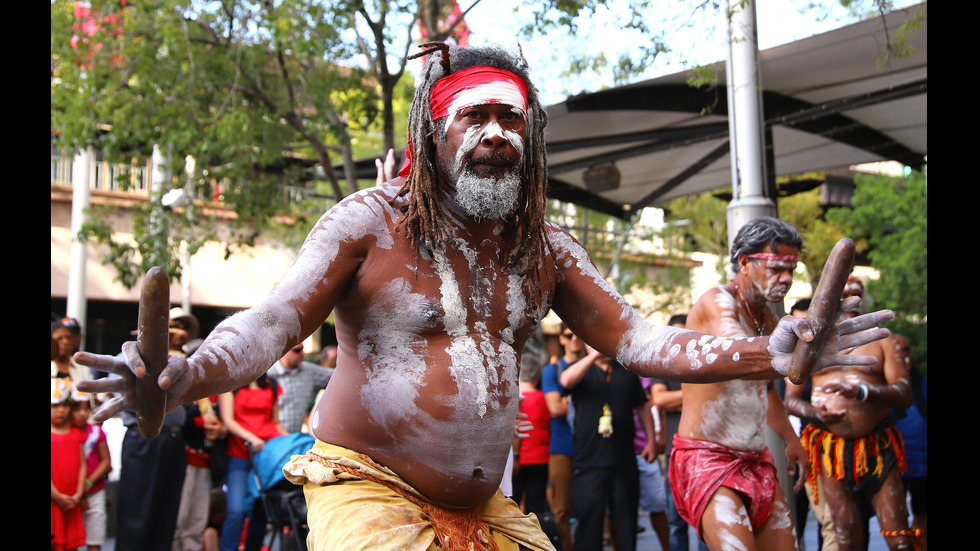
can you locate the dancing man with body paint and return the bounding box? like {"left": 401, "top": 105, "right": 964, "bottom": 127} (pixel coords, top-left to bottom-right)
{"left": 785, "top": 277, "right": 918, "bottom": 551}
{"left": 75, "top": 43, "right": 893, "bottom": 551}
{"left": 669, "top": 217, "right": 813, "bottom": 551}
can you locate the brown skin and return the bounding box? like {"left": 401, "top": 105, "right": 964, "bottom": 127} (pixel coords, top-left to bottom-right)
{"left": 679, "top": 243, "right": 808, "bottom": 551}
{"left": 784, "top": 302, "right": 914, "bottom": 550}
{"left": 74, "top": 102, "right": 893, "bottom": 511}
{"left": 52, "top": 327, "right": 81, "bottom": 372}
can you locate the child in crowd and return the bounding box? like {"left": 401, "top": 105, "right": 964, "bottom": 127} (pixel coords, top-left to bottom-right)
{"left": 70, "top": 389, "right": 112, "bottom": 551}
{"left": 51, "top": 377, "right": 87, "bottom": 551}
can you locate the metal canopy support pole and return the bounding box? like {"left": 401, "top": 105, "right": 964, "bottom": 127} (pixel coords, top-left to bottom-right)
{"left": 725, "top": 0, "right": 776, "bottom": 253}
{"left": 67, "top": 146, "right": 93, "bottom": 350}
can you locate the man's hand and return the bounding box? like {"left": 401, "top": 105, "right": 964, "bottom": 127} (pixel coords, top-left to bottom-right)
{"left": 514, "top": 411, "right": 533, "bottom": 439}
{"left": 202, "top": 411, "right": 225, "bottom": 440}
{"left": 639, "top": 441, "right": 657, "bottom": 464}
{"left": 72, "top": 341, "right": 195, "bottom": 423}
{"left": 375, "top": 148, "right": 395, "bottom": 185}
{"left": 768, "top": 297, "right": 893, "bottom": 377}
{"left": 817, "top": 381, "right": 862, "bottom": 400}
{"left": 785, "top": 436, "right": 810, "bottom": 493}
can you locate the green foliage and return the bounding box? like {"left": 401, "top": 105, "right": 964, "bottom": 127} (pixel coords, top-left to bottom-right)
{"left": 826, "top": 168, "right": 927, "bottom": 373}
{"left": 777, "top": 179, "right": 848, "bottom": 289}
{"left": 77, "top": 202, "right": 184, "bottom": 289}
{"left": 661, "top": 193, "right": 730, "bottom": 284}
{"left": 546, "top": 200, "right": 696, "bottom": 318}
{"left": 51, "top": 0, "right": 389, "bottom": 288}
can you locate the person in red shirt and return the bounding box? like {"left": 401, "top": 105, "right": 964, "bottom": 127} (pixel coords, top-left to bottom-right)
{"left": 51, "top": 378, "right": 86, "bottom": 551}
{"left": 512, "top": 349, "right": 552, "bottom": 518}
{"left": 217, "top": 374, "right": 287, "bottom": 551}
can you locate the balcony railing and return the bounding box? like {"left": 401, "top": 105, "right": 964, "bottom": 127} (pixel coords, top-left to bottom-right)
{"left": 51, "top": 148, "right": 150, "bottom": 193}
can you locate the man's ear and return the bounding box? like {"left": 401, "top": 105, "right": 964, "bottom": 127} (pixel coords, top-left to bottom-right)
{"left": 737, "top": 255, "right": 750, "bottom": 275}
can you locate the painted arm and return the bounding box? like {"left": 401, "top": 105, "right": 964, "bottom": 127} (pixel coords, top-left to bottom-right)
{"left": 655, "top": 403, "right": 668, "bottom": 452}
{"left": 75, "top": 188, "right": 389, "bottom": 422}
{"left": 817, "top": 335, "right": 913, "bottom": 409}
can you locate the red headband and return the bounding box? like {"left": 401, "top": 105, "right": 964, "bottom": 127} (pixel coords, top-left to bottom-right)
{"left": 746, "top": 253, "right": 798, "bottom": 263}
{"left": 429, "top": 66, "right": 528, "bottom": 121}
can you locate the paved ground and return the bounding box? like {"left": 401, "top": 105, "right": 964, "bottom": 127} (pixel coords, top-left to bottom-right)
{"left": 99, "top": 505, "right": 897, "bottom": 551}
{"left": 620, "top": 506, "right": 892, "bottom": 551}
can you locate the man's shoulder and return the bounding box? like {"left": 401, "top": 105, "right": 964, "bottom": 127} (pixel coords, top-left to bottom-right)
{"left": 317, "top": 183, "right": 401, "bottom": 233}
{"left": 693, "top": 285, "right": 730, "bottom": 306}
{"left": 542, "top": 358, "right": 566, "bottom": 376}
{"left": 541, "top": 361, "right": 566, "bottom": 393}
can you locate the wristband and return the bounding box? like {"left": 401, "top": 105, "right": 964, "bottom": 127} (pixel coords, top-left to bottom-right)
{"left": 85, "top": 479, "right": 94, "bottom": 488}
{"left": 858, "top": 384, "right": 869, "bottom": 402}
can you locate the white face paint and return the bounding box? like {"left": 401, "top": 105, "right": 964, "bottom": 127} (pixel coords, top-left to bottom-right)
{"left": 754, "top": 270, "right": 791, "bottom": 302}
{"left": 440, "top": 79, "right": 528, "bottom": 135}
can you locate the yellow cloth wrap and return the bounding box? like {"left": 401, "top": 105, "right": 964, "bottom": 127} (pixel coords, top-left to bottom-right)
{"left": 282, "top": 440, "right": 556, "bottom": 551}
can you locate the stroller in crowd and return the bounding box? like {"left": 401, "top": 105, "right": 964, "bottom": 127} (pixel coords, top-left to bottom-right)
{"left": 248, "top": 432, "right": 314, "bottom": 551}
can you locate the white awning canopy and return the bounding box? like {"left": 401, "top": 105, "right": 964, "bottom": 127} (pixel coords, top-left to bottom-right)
{"left": 542, "top": 2, "right": 927, "bottom": 219}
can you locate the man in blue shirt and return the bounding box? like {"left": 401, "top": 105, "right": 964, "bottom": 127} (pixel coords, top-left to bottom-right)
{"left": 540, "top": 324, "right": 585, "bottom": 551}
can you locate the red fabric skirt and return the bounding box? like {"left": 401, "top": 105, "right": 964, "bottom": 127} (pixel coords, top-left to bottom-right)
{"left": 667, "top": 435, "right": 777, "bottom": 540}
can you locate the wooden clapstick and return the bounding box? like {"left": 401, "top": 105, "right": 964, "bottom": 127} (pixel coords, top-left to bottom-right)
{"left": 787, "top": 238, "right": 856, "bottom": 385}
{"left": 135, "top": 266, "right": 171, "bottom": 438}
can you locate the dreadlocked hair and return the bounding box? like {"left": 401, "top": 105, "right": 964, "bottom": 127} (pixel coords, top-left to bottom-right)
{"left": 393, "top": 42, "right": 553, "bottom": 282}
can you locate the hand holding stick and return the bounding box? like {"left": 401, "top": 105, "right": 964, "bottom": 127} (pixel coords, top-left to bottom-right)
{"left": 134, "top": 266, "right": 170, "bottom": 438}
{"left": 787, "top": 238, "right": 856, "bottom": 384}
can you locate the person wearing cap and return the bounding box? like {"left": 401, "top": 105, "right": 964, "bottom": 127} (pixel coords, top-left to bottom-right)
{"left": 169, "top": 307, "right": 202, "bottom": 356}
{"left": 52, "top": 317, "right": 91, "bottom": 382}
{"left": 74, "top": 42, "right": 895, "bottom": 551}
{"left": 784, "top": 277, "right": 918, "bottom": 550}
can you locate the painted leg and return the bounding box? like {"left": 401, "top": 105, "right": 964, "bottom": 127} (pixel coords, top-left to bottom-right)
{"left": 870, "top": 470, "right": 916, "bottom": 551}
{"left": 700, "top": 487, "right": 756, "bottom": 551}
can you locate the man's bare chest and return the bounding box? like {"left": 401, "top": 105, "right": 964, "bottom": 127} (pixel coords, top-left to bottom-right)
{"left": 350, "top": 239, "right": 544, "bottom": 339}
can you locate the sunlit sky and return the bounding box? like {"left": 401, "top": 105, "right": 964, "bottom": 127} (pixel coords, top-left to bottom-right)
{"left": 463, "top": 0, "right": 922, "bottom": 105}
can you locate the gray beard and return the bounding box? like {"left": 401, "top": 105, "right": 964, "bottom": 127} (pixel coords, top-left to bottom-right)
{"left": 453, "top": 166, "right": 521, "bottom": 220}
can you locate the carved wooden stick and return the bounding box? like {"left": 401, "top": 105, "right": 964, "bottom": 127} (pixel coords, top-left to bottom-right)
{"left": 787, "top": 238, "right": 856, "bottom": 385}
{"left": 135, "top": 266, "right": 170, "bottom": 438}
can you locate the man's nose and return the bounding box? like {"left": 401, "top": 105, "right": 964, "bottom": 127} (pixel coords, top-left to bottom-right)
{"left": 480, "top": 122, "right": 508, "bottom": 147}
